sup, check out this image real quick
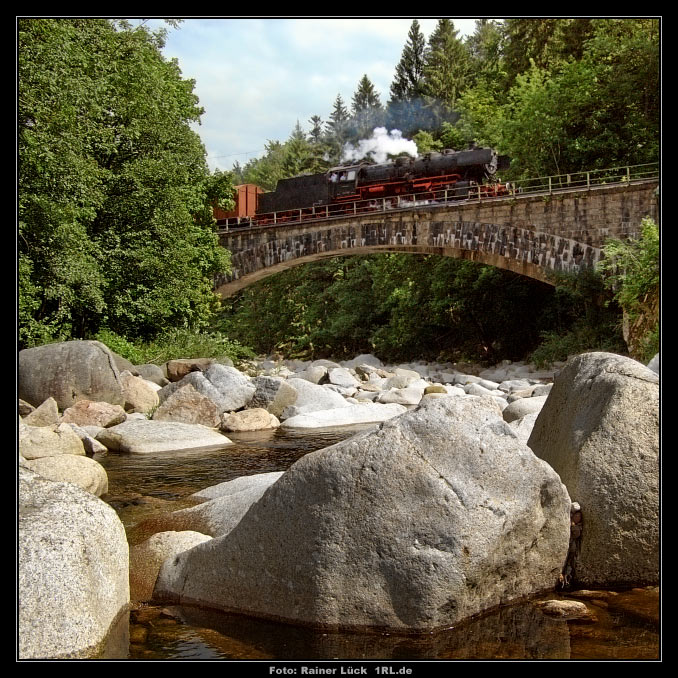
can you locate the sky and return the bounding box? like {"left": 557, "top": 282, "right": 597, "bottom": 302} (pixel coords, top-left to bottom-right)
{"left": 141, "top": 18, "right": 482, "bottom": 172}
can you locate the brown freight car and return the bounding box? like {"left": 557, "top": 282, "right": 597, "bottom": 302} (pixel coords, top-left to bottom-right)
{"left": 214, "top": 184, "right": 263, "bottom": 225}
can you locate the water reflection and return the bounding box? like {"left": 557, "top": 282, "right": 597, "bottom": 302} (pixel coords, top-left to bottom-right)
{"left": 97, "top": 426, "right": 660, "bottom": 661}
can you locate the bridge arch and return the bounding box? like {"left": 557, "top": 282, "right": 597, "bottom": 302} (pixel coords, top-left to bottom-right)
{"left": 215, "top": 181, "right": 657, "bottom": 298}
{"left": 215, "top": 244, "right": 557, "bottom": 298}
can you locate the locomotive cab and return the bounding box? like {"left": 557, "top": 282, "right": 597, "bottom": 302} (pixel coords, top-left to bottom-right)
{"left": 327, "top": 164, "right": 361, "bottom": 202}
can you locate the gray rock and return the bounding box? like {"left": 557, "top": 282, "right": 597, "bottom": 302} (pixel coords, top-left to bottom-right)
{"left": 153, "top": 384, "right": 221, "bottom": 428}
{"left": 281, "top": 402, "right": 407, "bottom": 429}
{"left": 165, "top": 358, "right": 214, "bottom": 382}
{"left": 508, "top": 412, "right": 540, "bottom": 445}
{"left": 119, "top": 370, "right": 159, "bottom": 414}
{"left": 502, "top": 396, "right": 548, "bottom": 423}
{"left": 19, "top": 422, "right": 86, "bottom": 460}
{"left": 294, "top": 365, "right": 329, "bottom": 384}
{"left": 22, "top": 397, "right": 60, "bottom": 427}
{"left": 61, "top": 400, "right": 127, "bottom": 428}
{"left": 249, "top": 376, "right": 298, "bottom": 417}
{"left": 535, "top": 599, "right": 594, "bottom": 620}
{"left": 465, "top": 383, "right": 502, "bottom": 398}
{"left": 19, "top": 399, "right": 35, "bottom": 416}
{"left": 22, "top": 454, "right": 109, "bottom": 496}
{"left": 202, "top": 363, "right": 256, "bottom": 412}
{"left": 143, "top": 472, "right": 284, "bottom": 537}
{"left": 158, "top": 364, "right": 255, "bottom": 414}
{"left": 328, "top": 367, "right": 360, "bottom": 389}
{"left": 647, "top": 353, "right": 659, "bottom": 375}
{"left": 19, "top": 340, "right": 125, "bottom": 410}
{"left": 18, "top": 468, "right": 129, "bottom": 658}
{"left": 220, "top": 408, "right": 280, "bottom": 432}
{"left": 130, "top": 531, "right": 212, "bottom": 602}
{"left": 377, "top": 386, "right": 424, "bottom": 406}
{"left": 96, "top": 419, "right": 232, "bottom": 455}
{"left": 133, "top": 363, "right": 170, "bottom": 386}
{"left": 531, "top": 383, "right": 553, "bottom": 397}
{"left": 528, "top": 352, "right": 659, "bottom": 588}
{"left": 498, "top": 379, "right": 534, "bottom": 393}
{"left": 280, "top": 378, "right": 351, "bottom": 420}
{"left": 65, "top": 423, "right": 109, "bottom": 456}
{"left": 155, "top": 397, "right": 570, "bottom": 632}
{"left": 341, "top": 354, "right": 384, "bottom": 369}
{"left": 191, "top": 471, "right": 285, "bottom": 502}
{"left": 109, "top": 350, "right": 139, "bottom": 376}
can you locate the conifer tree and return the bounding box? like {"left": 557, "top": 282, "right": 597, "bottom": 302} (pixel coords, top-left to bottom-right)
{"left": 389, "top": 19, "right": 427, "bottom": 103}
{"left": 281, "top": 120, "right": 312, "bottom": 177}
{"left": 307, "top": 115, "right": 331, "bottom": 173}
{"left": 387, "top": 20, "right": 433, "bottom": 135}
{"left": 423, "top": 18, "right": 471, "bottom": 111}
{"left": 325, "top": 94, "right": 351, "bottom": 164}
{"left": 351, "top": 75, "right": 383, "bottom": 139}
{"left": 352, "top": 74, "right": 382, "bottom": 113}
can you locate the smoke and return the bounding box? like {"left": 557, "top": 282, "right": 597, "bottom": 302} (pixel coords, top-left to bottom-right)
{"left": 342, "top": 127, "right": 418, "bottom": 164}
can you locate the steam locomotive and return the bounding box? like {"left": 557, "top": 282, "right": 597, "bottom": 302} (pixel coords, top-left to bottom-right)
{"left": 216, "top": 145, "right": 511, "bottom": 228}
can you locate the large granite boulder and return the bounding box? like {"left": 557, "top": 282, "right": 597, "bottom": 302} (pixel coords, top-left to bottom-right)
{"left": 527, "top": 352, "right": 660, "bottom": 587}
{"left": 155, "top": 397, "right": 571, "bottom": 632}
{"left": 18, "top": 468, "right": 129, "bottom": 658}
{"left": 18, "top": 340, "right": 125, "bottom": 410}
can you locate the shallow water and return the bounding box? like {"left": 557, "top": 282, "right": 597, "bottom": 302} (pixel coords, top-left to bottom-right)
{"left": 97, "top": 427, "right": 660, "bottom": 662}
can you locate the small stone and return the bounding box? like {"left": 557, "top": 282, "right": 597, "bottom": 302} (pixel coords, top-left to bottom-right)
{"left": 536, "top": 599, "right": 595, "bottom": 620}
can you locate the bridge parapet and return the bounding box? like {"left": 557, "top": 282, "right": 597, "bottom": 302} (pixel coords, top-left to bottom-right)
{"left": 216, "top": 179, "right": 658, "bottom": 297}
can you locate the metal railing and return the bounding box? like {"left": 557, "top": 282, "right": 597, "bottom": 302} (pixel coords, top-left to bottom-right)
{"left": 217, "top": 162, "right": 659, "bottom": 233}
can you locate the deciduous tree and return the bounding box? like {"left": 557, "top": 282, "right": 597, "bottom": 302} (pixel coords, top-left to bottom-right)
{"left": 19, "top": 18, "right": 231, "bottom": 346}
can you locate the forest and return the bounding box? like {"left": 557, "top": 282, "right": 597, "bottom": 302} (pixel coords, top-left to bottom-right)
{"left": 18, "top": 18, "right": 660, "bottom": 365}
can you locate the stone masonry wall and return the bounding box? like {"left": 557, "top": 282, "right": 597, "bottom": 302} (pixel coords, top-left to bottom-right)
{"left": 216, "top": 182, "right": 658, "bottom": 296}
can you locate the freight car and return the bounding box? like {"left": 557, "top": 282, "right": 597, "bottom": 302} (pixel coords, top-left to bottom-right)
{"left": 217, "top": 145, "right": 510, "bottom": 228}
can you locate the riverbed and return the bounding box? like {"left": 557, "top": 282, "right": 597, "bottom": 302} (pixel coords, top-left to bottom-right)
{"left": 97, "top": 427, "right": 660, "bottom": 661}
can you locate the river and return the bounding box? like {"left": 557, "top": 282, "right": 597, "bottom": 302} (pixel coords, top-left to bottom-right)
{"left": 96, "top": 427, "right": 660, "bottom": 662}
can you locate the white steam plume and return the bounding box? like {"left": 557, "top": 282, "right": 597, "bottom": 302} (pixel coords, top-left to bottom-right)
{"left": 342, "top": 127, "right": 418, "bottom": 164}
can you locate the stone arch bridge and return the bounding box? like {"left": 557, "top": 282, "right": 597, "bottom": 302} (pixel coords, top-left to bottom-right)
{"left": 215, "top": 180, "right": 658, "bottom": 297}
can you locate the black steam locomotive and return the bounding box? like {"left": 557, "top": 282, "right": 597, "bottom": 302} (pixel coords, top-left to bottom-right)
{"left": 218, "top": 146, "right": 510, "bottom": 228}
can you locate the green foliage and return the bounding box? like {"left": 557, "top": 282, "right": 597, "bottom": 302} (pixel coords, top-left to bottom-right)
{"left": 597, "top": 217, "right": 659, "bottom": 362}
{"left": 598, "top": 218, "right": 659, "bottom": 315}
{"left": 413, "top": 130, "right": 443, "bottom": 154}
{"left": 500, "top": 19, "right": 659, "bottom": 177}
{"left": 529, "top": 269, "right": 626, "bottom": 366}
{"left": 93, "top": 328, "right": 147, "bottom": 365}
{"left": 94, "top": 327, "right": 254, "bottom": 365}
{"left": 19, "top": 18, "right": 230, "bottom": 348}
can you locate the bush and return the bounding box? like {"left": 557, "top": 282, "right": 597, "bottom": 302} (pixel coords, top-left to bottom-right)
{"left": 93, "top": 328, "right": 255, "bottom": 366}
